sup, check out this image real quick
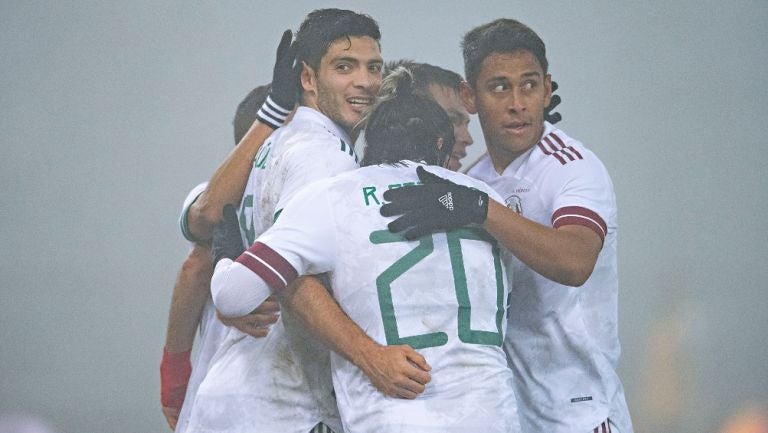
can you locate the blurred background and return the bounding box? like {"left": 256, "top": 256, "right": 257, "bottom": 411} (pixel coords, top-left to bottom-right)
{"left": 1, "top": 1, "right": 767, "bottom": 432}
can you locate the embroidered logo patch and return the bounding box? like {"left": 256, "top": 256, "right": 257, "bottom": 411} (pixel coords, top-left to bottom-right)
{"left": 505, "top": 195, "right": 523, "bottom": 215}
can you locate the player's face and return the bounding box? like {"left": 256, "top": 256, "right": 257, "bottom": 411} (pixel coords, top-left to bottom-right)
{"left": 427, "top": 84, "right": 474, "bottom": 171}
{"left": 305, "top": 36, "right": 383, "bottom": 137}
{"left": 462, "top": 50, "right": 551, "bottom": 171}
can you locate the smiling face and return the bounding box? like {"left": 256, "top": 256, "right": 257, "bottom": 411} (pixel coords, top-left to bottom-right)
{"left": 427, "top": 83, "right": 473, "bottom": 171}
{"left": 462, "top": 50, "right": 551, "bottom": 172}
{"left": 301, "top": 36, "right": 383, "bottom": 139}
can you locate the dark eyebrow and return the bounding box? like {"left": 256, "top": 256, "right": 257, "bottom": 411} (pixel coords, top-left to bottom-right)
{"left": 330, "top": 56, "right": 360, "bottom": 64}
{"left": 521, "top": 71, "right": 542, "bottom": 79}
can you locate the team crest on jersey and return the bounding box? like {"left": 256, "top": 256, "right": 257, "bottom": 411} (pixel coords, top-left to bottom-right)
{"left": 505, "top": 195, "right": 523, "bottom": 215}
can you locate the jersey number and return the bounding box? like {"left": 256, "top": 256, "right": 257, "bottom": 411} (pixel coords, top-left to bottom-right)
{"left": 369, "top": 228, "right": 505, "bottom": 349}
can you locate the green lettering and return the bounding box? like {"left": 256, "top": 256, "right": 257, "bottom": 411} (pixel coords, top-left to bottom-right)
{"left": 362, "top": 186, "right": 380, "bottom": 206}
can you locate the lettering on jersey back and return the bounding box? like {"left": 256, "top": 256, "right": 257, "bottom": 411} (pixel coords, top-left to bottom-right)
{"left": 361, "top": 182, "right": 420, "bottom": 206}
{"left": 362, "top": 187, "right": 380, "bottom": 206}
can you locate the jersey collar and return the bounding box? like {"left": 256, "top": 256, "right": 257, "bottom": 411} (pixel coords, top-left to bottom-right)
{"left": 293, "top": 106, "right": 353, "bottom": 145}
{"left": 471, "top": 121, "right": 555, "bottom": 180}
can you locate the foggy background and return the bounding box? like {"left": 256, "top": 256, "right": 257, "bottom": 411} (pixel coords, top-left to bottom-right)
{"left": 2, "top": 1, "right": 767, "bottom": 432}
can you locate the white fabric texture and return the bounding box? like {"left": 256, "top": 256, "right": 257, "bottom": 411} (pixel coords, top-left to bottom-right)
{"left": 175, "top": 182, "right": 231, "bottom": 433}
{"left": 468, "top": 122, "right": 633, "bottom": 433}
{"left": 252, "top": 162, "right": 521, "bottom": 433}
{"left": 186, "top": 107, "right": 355, "bottom": 433}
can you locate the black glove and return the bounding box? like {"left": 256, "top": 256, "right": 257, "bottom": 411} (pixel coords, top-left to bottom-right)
{"left": 380, "top": 166, "right": 489, "bottom": 240}
{"left": 255, "top": 29, "right": 299, "bottom": 129}
{"left": 544, "top": 81, "right": 562, "bottom": 124}
{"left": 212, "top": 204, "right": 246, "bottom": 264}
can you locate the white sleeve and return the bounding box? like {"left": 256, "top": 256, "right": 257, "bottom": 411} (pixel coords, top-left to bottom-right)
{"left": 179, "top": 182, "right": 208, "bottom": 242}
{"left": 210, "top": 258, "right": 273, "bottom": 318}
{"left": 210, "top": 181, "right": 337, "bottom": 316}
{"left": 540, "top": 154, "right": 615, "bottom": 243}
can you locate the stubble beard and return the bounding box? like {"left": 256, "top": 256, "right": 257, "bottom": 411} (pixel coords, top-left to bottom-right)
{"left": 316, "top": 81, "right": 355, "bottom": 137}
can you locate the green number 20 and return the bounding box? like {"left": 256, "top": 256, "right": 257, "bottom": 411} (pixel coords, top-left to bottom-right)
{"left": 369, "top": 228, "right": 505, "bottom": 349}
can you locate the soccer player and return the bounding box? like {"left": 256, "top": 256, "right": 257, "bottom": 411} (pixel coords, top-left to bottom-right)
{"left": 211, "top": 67, "right": 521, "bottom": 433}
{"left": 380, "top": 19, "right": 634, "bottom": 433}
{"left": 163, "top": 84, "right": 288, "bottom": 433}
{"left": 385, "top": 61, "right": 475, "bottom": 172}
{"left": 386, "top": 60, "right": 562, "bottom": 173}
{"left": 186, "top": 9, "right": 425, "bottom": 433}
{"left": 161, "top": 30, "right": 298, "bottom": 432}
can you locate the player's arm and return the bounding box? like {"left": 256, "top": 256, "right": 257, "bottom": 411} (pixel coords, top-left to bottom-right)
{"left": 381, "top": 166, "right": 602, "bottom": 287}
{"left": 185, "top": 123, "right": 275, "bottom": 244}
{"left": 160, "top": 252, "right": 280, "bottom": 431}
{"left": 281, "top": 276, "right": 432, "bottom": 399}
{"left": 160, "top": 244, "right": 212, "bottom": 430}
{"left": 483, "top": 200, "right": 601, "bottom": 286}
{"left": 211, "top": 197, "right": 432, "bottom": 399}
{"left": 185, "top": 30, "right": 299, "bottom": 243}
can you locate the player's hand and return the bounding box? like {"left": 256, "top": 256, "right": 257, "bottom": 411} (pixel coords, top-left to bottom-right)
{"left": 357, "top": 344, "right": 432, "bottom": 399}
{"left": 160, "top": 347, "right": 192, "bottom": 430}
{"left": 217, "top": 295, "right": 281, "bottom": 338}
{"left": 544, "top": 80, "right": 562, "bottom": 124}
{"left": 256, "top": 29, "right": 299, "bottom": 129}
{"left": 211, "top": 204, "right": 245, "bottom": 264}
{"left": 161, "top": 406, "right": 180, "bottom": 430}
{"left": 380, "top": 166, "right": 489, "bottom": 240}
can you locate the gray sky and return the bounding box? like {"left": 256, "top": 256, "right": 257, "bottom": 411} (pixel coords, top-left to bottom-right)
{"left": 1, "top": 1, "right": 767, "bottom": 432}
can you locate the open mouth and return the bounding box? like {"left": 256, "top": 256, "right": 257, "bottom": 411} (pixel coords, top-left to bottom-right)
{"left": 347, "top": 96, "right": 374, "bottom": 111}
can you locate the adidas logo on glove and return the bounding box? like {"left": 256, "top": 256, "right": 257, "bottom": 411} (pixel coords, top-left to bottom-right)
{"left": 439, "top": 192, "right": 454, "bottom": 211}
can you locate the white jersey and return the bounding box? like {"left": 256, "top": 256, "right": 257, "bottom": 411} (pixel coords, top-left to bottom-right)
{"left": 186, "top": 107, "right": 357, "bottom": 433}
{"left": 240, "top": 161, "right": 520, "bottom": 433}
{"left": 468, "top": 122, "right": 633, "bottom": 433}
{"left": 175, "top": 182, "right": 233, "bottom": 433}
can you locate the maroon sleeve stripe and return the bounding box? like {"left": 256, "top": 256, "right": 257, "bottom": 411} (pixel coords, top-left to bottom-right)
{"left": 550, "top": 137, "right": 576, "bottom": 161}
{"left": 235, "top": 242, "right": 298, "bottom": 291}
{"left": 540, "top": 132, "right": 584, "bottom": 164}
{"left": 543, "top": 135, "right": 560, "bottom": 153}
{"left": 552, "top": 206, "right": 607, "bottom": 242}
{"left": 550, "top": 131, "right": 566, "bottom": 147}
{"left": 538, "top": 139, "right": 567, "bottom": 165}
{"left": 551, "top": 131, "right": 584, "bottom": 160}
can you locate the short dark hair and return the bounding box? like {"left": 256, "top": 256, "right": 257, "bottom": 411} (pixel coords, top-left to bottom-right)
{"left": 295, "top": 9, "right": 381, "bottom": 73}
{"left": 233, "top": 84, "right": 270, "bottom": 145}
{"left": 385, "top": 60, "right": 463, "bottom": 94}
{"left": 462, "top": 18, "right": 548, "bottom": 86}
{"left": 361, "top": 67, "right": 454, "bottom": 167}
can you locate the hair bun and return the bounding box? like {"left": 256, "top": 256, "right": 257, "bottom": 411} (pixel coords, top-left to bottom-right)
{"left": 393, "top": 67, "right": 415, "bottom": 96}
{"left": 378, "top": 66, "right": 415, "bottom": 101}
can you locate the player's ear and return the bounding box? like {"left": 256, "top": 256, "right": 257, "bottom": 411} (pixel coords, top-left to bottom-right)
{"left": 300, "top": 61, "right": 316, "bottom": 94}
{"left": 543, "top": 74, "right": 552, "bottom": 108}
{"left": 436, "top": 136, "right": 451, "bottom": 168}
{"left": 459, "top": 81, "right": 477, "bottom": 115}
